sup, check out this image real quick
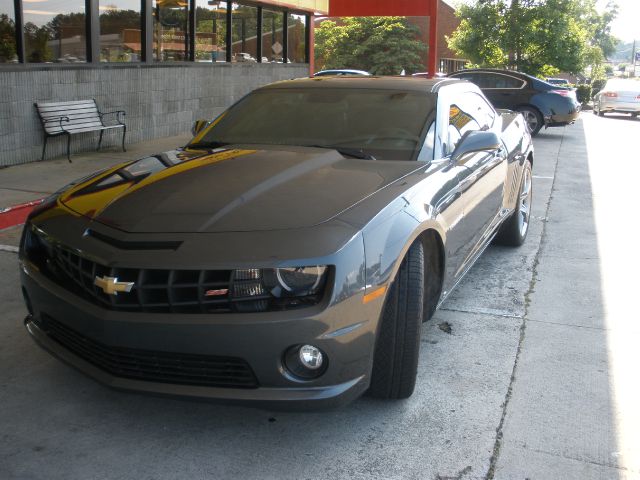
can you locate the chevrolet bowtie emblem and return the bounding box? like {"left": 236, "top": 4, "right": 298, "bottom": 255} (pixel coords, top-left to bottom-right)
{"left": 94, "top": 276, "right": 135, "bottom": 296}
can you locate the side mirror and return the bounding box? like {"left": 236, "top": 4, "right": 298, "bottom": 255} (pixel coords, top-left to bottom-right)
{"left": 192, "top": 119, "right": 210, "bottom": 136}
{"left": 451, "top": 130, "right": 500, "bottom": 163}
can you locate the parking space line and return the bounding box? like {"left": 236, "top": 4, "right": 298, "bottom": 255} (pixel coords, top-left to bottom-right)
{"left": 0, "top": 245, "right": 19, "bottom": 253}
{"left": 532, "top": 175, "right": 554, "bottom": 179}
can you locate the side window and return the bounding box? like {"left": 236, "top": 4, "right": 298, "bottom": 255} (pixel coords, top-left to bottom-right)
{"left": 484, "top": 73, "right": 525, "bottom": 89}
{"left": 465, "top": 92, "right": 496, "bottom": 130}
{"left": 455, "top": 73, "right": 479, "bottom": 85}
{"left": 445, "top": 104, "right": 480, "bottom": 155}
{"left": 417, "top": 121, "right": 435, "bottom": 162}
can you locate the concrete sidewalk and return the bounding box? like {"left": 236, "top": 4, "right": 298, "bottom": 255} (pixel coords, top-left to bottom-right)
{"left": 0, "top": 133, "right": 192, "bottom": 228}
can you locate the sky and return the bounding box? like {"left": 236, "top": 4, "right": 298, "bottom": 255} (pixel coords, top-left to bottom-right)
{"left": 446, "top": 0, "right": 639, "bottom": 43}
{"left": 596, "top": 0, "right": 639, "bottom": 43}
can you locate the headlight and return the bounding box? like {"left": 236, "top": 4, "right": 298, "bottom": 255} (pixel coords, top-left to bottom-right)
{"left": 276, "top": 266, "right": 326, "bottom": 295}
{"left": 230, "top": 266, "right": 329, "bottom": 312}
{"left": 263, "top": 266, "right": 328, "bottom": 297}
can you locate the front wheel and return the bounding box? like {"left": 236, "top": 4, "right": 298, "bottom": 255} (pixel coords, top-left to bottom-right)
{"left": 495, "top": 160, "right": 533, "bottom": 247}
{"left": 368, "top": 241, "right": 424, "bottom": 399}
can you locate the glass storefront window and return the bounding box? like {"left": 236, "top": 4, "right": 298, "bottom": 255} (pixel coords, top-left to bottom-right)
{"left": 0, "top": 0, "right": 17, "bottom": 63}
{"left": 195, "top": 0, "right": 227, "bottom": 62}
{"left": 23, "top": 0, "right": 86, "bottom": 63}
{"left": 1, "top": 1, "right": 311, "bottom": 66}
{"left": 261, "top": 9, "right": 282, "bottom": 63}
{"left": 153, "top": 0, "right": 189, "bottom": 61}
{"left": 230, "top": 3, "right": 256, "bottom": 63}
{"left": 100, "top": 0, "right": 142, "bottom": 62}
{"left": 287, "top": 13, "right": 306, "bottom": 63}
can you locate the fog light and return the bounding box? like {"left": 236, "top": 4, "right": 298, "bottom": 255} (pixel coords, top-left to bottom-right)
{"left": 299, "top": 345, "right": 323, "bottom": 370}
{"left": 283, "top": 344, "right": 327, "bottom": 380}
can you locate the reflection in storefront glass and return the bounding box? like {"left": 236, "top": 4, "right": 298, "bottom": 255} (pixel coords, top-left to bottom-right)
{"left": 100, "top": 0, "right": 142, "bottom": 62}
{"left": 153, "top": 0, "right": 188, "bottom": 62}
{"left": 230, "top": 2, "right": 256, "bottom": 63}
{"left": 23, "top": 0, "right": 86, "bottom": 63}
{"left": 261, "top": 9, "right": 282, "bottom": 63}
{"left": 0, "top": 0, "right": 17, "bottom": 62}
{"left": 288, "top": 13, "right": 305, "bottom": 63}
{"left": 195, "top": 0, "right": 226, "bottom": 62}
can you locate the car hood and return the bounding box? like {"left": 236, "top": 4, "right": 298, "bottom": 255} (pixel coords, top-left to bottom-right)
{"left": 59, "top": 146, "right": 423, "bottom": 233}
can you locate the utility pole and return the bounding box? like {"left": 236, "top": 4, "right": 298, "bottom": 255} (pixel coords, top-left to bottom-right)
{"left": 632, "top": 40, "right": 637, "bottom": 77}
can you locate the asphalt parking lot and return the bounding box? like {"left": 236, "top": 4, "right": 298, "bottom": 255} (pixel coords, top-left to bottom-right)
{"left": 1, "top": 114, "right": 639, "bottom": 479}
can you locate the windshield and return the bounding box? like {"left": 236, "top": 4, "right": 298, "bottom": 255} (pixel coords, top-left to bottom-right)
{"left": 190, "top": 87, "right": 436, "bottom": 161}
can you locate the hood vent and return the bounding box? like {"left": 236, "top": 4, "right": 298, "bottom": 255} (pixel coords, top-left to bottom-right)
{"left": 86, "top": 229, "right": 182, "bottom": 251}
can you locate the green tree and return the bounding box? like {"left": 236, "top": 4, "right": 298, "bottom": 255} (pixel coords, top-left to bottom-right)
{"left": 448, "top": 0, "right": 619, "bottom": 77}
{"left": 315, "top": 17, "right": 427, "bottom": 75}
{"left": 99, "top": 9, "right": 142, "bottom": 35}
{"left": 0, "top": 14, "right": 17, "bottom": 62}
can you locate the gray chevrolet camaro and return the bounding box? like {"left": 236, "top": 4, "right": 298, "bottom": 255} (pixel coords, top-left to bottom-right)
{"left": 20, "top": 77, "right": 533, "bottom": 408}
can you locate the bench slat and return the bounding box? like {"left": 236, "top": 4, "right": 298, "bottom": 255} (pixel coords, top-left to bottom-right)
{"left": 41, "top": 112, "right": 100, "bottom": 122}
{"left": 36, "top": 100, "right": 97, "bottom": 109}
{"left": 39, "top": 108, "right": 100, "bottom": 118}
{"left": 39, "top": 106, "right": 99, "bottom": 114}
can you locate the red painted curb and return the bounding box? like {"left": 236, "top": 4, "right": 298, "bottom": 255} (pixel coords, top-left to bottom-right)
{"left": 0, "top": 198, "right": 45, "bottom": 230}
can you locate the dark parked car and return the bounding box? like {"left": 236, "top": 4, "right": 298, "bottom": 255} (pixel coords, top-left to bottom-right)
{"left": 545, "top": 78, "right": 572, "bottom": 88}
{"left": 20, "top": 77, "right": 533, "bottom": 408}
{"left": 448, "top": 69, "right": 580, "bottom": 135}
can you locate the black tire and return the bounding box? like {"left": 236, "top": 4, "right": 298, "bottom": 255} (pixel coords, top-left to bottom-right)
{"left": 516, "top": 106, "right": 544, "bottom": 136}
{"left": 595, "top": 101, "right": 604, "bottom": 116}
{"left": 495, "top": 160, "right": 533, "bottom": 247}
{"left": 368, "top": 241, "right": 424, "bottom": 399}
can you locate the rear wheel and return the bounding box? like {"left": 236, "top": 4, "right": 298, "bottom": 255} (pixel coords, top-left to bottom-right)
{"left": 595, "top": 101, "right": 604, "bottom": 116}
{"left": 368, "top": 241, "right": 424, "bottom": 399}
{"left": 516, "top": 106, "right": 543, "bottom": 136}
{"left": 495, "top": 160, "right": 533, "bottom": 246}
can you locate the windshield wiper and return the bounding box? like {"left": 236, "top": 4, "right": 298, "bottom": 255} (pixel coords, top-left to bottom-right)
{"left": 306, "top": 145, "right": 376, "bottom": 160}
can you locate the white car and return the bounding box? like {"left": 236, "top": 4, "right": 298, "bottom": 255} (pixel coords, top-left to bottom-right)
{"left": 593, "top": 79, "right": 640, "bottom": 117}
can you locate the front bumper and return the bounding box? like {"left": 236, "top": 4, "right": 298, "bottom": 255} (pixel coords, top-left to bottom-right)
{"left": 21, "top": 261, "right": 378, "bottom": 409}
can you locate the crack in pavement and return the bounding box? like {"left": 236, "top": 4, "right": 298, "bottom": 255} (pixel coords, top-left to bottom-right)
{"left": 524, "top": 446, "right": 637, "bottom": 473}
{"left": 484, "top": 129, "right": 565, "bottom": 480}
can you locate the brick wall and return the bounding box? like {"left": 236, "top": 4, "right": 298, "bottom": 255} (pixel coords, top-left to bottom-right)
{"left": 0, "top": 63, "right": 308, "bottom": 167}
{"left": 436, "top": 0, "right": 461, "bottom": 63}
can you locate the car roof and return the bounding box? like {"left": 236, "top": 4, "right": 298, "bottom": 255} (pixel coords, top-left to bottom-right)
{"left": 449, "top": 68, "right": 534, "bottom": 81}
{"left": 261, "top": 76, "right": 464, "bottom": 93}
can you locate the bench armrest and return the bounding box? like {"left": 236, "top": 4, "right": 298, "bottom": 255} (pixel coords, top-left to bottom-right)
{"left": 99, "top": 110, "right": 126, "bottom": 125}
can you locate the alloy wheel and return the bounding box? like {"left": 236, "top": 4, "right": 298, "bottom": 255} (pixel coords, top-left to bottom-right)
{"left": 519, "top": 167, "right": 532, "bottom": 237}
{"left": 521, "top": 110, "right": 539, "bottom": 133}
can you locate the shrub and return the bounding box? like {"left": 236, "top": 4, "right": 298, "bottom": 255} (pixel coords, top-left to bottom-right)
{"left": 591, "top": 79, "right": 606, "bottom": 96}
{"left": 575, "top": 84, "right": 592, "bottom": 104}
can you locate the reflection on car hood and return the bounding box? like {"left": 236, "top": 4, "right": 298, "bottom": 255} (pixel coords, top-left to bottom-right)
{"left": 59, "top": 145, "right": 423, "bottom": 233}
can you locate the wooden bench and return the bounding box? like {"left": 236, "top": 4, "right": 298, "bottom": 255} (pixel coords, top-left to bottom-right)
{"left": 34, "top": 99, "right": 126, "bottom": 163}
